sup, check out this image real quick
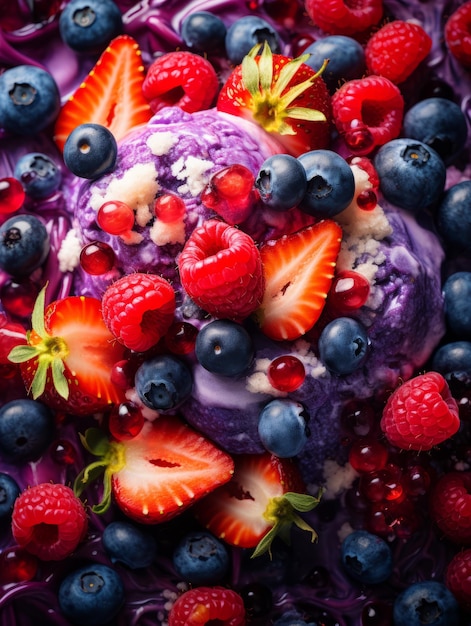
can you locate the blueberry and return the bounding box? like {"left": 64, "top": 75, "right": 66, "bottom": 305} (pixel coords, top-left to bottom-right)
{"left": 297, "top": 150, "right": 355, "bottom": 218}
{"left": 403, "top": 97, "right": 468, "bottom": 163}
{"left": 318, "top": 317, "right": 369, "bottom": 376}
{"left": 102, "top": 521, "right": 157, "bottom": 569}
{"left": 0, "top": 65, "right": 60, "bottom": 136}
{"left": 225, "top": 16, "right": 281, "bottom": 65}
{"left": 255, "top": 154, "right": 307, "bottom": 212}
{"left": 195, "top": 319, "right": 254, "bottom": 377}
{"left": 0, "top": 399, "right": 54, "bottom": 462}
{"left": 58, "top": 563, "right": 125, "bottom": 626}
{"left": 173, "top": 530, "right": 229, "bottom": 585}
{"left": 436, "top": 181, "right": 471, "bottom": 252}
{"left": 258, "top": 399, "right": 309, "bottom": 457}
{"left": 273, "top": 614, "right": 310, "bottom": 626}
{"left": 341, "top": 530, "right": 392, "bottom": 584}
{"left": 181, "top": 11, "right": 226, "bottom": 53}
{"left": 432, "top": 341, "right": 471, "bottom": 374}
{"left": 303, "top": 35, "right": 366, "bottom": 93}
{"left": 0, "top": 213, "right": 50, "bottom": 277}
{"left": 374, "top": 139, "right": 446, "bottom": 213}
{"left": 0, "top": 473, "right": 20, "bottom": 519}
{"left": 14, "top": 152, "right": 62, "bottom": 199}
{"left": 393, "top": 581, "right": 460, "bottom": 626}
{"left": 64, "top": 123, "right": 117, "bottom": 179}
{"left": 442, "top": 272, "right": 471, "bottom": 339}
{"left": 134, "top": 354, "right": 193, "bottom": 411}
{"left": 59, "top": 0, "right": 123, "bottom": 54}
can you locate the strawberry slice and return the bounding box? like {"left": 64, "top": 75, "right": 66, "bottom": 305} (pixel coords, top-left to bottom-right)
{"left": 194, "top": 453, "right": 322, "bottom": 557}
{"left": 8, "top": 287, "right": 126, "bottom": 415}
{"left": 74, "top": 418, "right": 234, "bottom": 524}
{"left": 255, "top": 220, "right": 342, "bottom": 341}
{"left": 54, "top": 35, "right": 153, "bottom": 151}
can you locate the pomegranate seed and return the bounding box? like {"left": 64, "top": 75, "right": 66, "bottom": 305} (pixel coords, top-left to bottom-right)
{"left": 291, "top": 33, "right": 316, "bottom": 56}
{"left": 357, "top": 189, "right": 377, "bottom": 211}
{"left": 341, "top": 400, "right": 377, "bottom": 443}
{"left": 154, "top": 193, "right": 186, "bottom": 223}
{"left": 0, "top": 279, "right": 39, "bottom": 319}
{"left": 110, "top": 359, "right": 139, "bottom": 390}
{"left": 329, "top": 270, "right": 370, "bottom": 312}
{"left": 360, "top": 464, "right": 404, "bottom": 503}
{"left": 267, "top": 355, "right": 306, "bottom": 392}
{"left": 349, "top": 438, "right": 388, "bottom": 473}
{"left": 51, "top": 439, "right": 77, "bottom": 465}
{"left": 344, "top": 120, "right": 375, "bottom": 155}
{"left": 0, "top": 547, "right": 38, "bottom": 583}
{"left": 164, "top": 321, "right": 198, "bottom": 355}
{"left": 201, "top": 164, "right": 256, "bottom": 224}
{"left": 402, "top": 464, "right": 431, "bottom": 497}
{"left": 0, "top": 177, "right": 25, "bottom": 214}
{"left": 97, "top": 200, "right": 135, "bottom": 235}
{"left": 80, "top": 241, "right": 115, "bottom": 275}
{"left": 109, "top": 402, "right": 145, "bottom": 441}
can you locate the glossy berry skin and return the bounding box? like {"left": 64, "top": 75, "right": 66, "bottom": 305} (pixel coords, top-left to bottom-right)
{"left": 393, "top": 581, "right": 459, "bottom": 626}
{"left": 0, "top": 472, "right": 20, "bottom": 519}
{"left": 267, "top": 355, "right": 305, "bottom": 392}
{"left": 257, "top": 399, "right": 309, "bottom": 458}
{"left": 374, "top": 139, "right": 446, "bottom": 213}
{"left": 298, "top": 150, "right": 355, "bottom": 218}
{"left": 181, "top": 11, "right": 227, "bottom": 53}
{"left": 225, "top": 15, "right": 281, "bottom": 65}
{"left": 341, "top": 530, "right": 393, "bottom": 584}
{"left": 305, "top": 0, "right": 383, "bottom": 36}
{"left": 0, "top": 399, "right": 54, "bottom": 462}
{"left": 102, "top": 521, "right": 157, "bottom": 569}
{"left": 63, "top": 123, "right": 117, "bottom": 179}
{"left": 403, "top": 98, "right": 468, "bottom": 163}
{"left": 168, "top": 586, "right": 246, "bottom": 626}
{"left": 432, "top": 341, "right": 471, "bottom": 375}
{"left": 445, "top": 549, "right": 471, "bottom": 610}
{"left": 14, "top": 152, "right": 62, "bottom": 199}
{"left": 437, "top": 181, "right": 471, "bottom": 252}
{"left": 59, "top": 0, "right": 123, "bottom": 54}
{"left": 318, "top": 317, "right": 369, "bottom": 375}
{"left": 0, "top": 65, "right": 60, "bottom": 136}
{"left": 442, "top": 272, "right": 471, "bottom": 339}
{"left": 445, "top": 1, "right": 471, "bottom": 68}
{"left": 0, "top": 177, "right": 25, "bottom": 214}
{"left": 255, "top": 154, "right": 307, "bottom": 212}
{"left": 195, "top": 320, "right": 254, "bottom": 377}
{"left": 173, "top": 531, "right": 229, "bottom": 585}
{"left": 134, "top": 354, "right": 193, "bottom": 411}
{"left": 0, "top": 213, "right": 50, "bottom": 277}
{"left": 303, "top": 36, "right": 366, "bottom": 93}
{"left": 58, "top": 563, "right": 125, "bottom": 626}
{"left": 430, "top": 472, "right": 471, "bottom": 544}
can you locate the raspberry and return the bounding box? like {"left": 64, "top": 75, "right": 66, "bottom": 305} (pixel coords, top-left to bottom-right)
{"left": 445, "top": 1, "right": 471, "bottom": 68}
{"left": 305, "top": 0, "right": 383, "bottom": 36}
{"left": 178, "top": 219, "right": 264, "bottom": 322}
{"left": 331, "top": 75, "right": 404, "bottom": 155}
{"left": 102, "top": 273, "right": 176, "bottom": 352}
{"left": 430, "top": 472, "right": 471, "bottom": 544}
{"left": 12, "top": 483, "right": 88, "bottom": 561}
{"left": 380, "top": 372, "right": 460, "bottom": 451}
{"left": 446, "top": 548, "right": 471, "bottom": 609}
{"left": 168, "top": 586, "right": 245, "bottom": 626}
{"left": 365, "top": 21, "right": 432, "bottom": 84}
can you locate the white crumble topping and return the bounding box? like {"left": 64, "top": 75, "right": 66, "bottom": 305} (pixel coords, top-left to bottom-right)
{"left": 119, "top": 230, "right": 144, "bottom": 245}
{"left": 246, "top": 358, "right": 286, "bottom": 397}
{"left": 172, "top": 155, "right": 214, "bottom": 197}
{"left": 321, "top": 460, "right": 359, "bottom": 499}
{"left": 146, "top": 131, "right": 176, "bottom": 156}
{"left": 149, "top": 218, "right": 186, "bottom": 246}
{"left": 57, "top": 229, "right": 82, "bottom": 272}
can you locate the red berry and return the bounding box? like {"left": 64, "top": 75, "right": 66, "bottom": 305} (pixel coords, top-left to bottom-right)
{"left": 80, "top": 241, "right": 115, "bottom": 275}
{"left": 201, "top": 164, "right": 257, "bottom": 225}
{"left": 164, "top": 321, "right": 198, "bottom": 355}
{"left": 102, "top": 272, "right": 176, "bottom": 352}
{"left": 430, "top": 472, "right": 471, "bottom": 544}
{"left": 97, "top": 200, "right": 135, "bottom": 235}
{"left": 168, "top": 586, "right": 246, "bottom": 626}
{"left": 343, "top": 120, "right": 375, "bottom": 155}
{"left": 446, "top": 548, "right": 471, "bottom": 610}
{"left": 12, "top": 483, "right": 88, "bottom": 561}
{"left": 178, "top": 219, "right": 264, "bottom": 322}
{"left": 445, "top": 1, "right": 471, "bottom": 68}
{"left": 360, "top": 463, "right": 404, "bottom": 503}
{"left": 51, "top": 440, "right": 77, "bottom": 466}
{"left": 332, "top": 75, "right": 404, "bottom": 154}
{"left": 305, "top": 0, "right": 383, "bottom": 36}
{"left": 142, "top": 51, "right": 219, "bottom": 114}
{"left": 365, "top": 21, "right": 432, "bottom": 84}
{"left": 402, "top": 464, "right": 431, "bottom": 497}
{"left": 349, "top": 438, "right": 388, "bottom": 473}
{"left": 267, "top": 355, "right": 306, "bottom": 392}
{"left": 108, "top": 402, "right": 144, "bottom": 441}
{"left": 380, "top": 372, "right": 460, "bottom": 451}
{"left": 154, "top": 193, "right": 186, "bottom": 223}
{"left": 328, "top": 270, "right": 370, "bottom": 312}
{"left": 0, "top": 177, "right": 25, "bottom": 214}
{"left": 356, "top": 189, "right": 377, "bottom": 211}
{"left": 0, "top": 547, "right": 38, "bottom": 584}
{"left": 0, "top": 279, "right": 39, "bottom": 319}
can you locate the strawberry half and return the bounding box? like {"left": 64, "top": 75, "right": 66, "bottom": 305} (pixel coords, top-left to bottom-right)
{"left": 8, "top": 287, "right": 126, "bottom": 415}
{"left": 255, "top": 220, "right": 342, "bottom": 341}
{"left": 54, "top": 35, "right": 153, "bottom": 151}
{"left": 194, "top": 452, "right": 322, "bottom": 557}
{"left": 74, "top": 417, "right": 234, "bottom": 524}
{"left": 217, "top": 42, "right": 331, "bottom": 157}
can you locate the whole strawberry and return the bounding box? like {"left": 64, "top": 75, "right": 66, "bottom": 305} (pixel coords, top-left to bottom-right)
{"left": 380, "top": 372, "right": 460, "bottom": 451}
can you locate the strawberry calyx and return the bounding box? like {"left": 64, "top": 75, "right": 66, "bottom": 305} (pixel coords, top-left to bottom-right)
{"left": 73, "top": 427, "right": 126, "bottom": 514}
{"left": 239, "top": 42, "right": 328, "bottom": 136}
{"left": 252, "top": 488, "right": 323, "bottom": 558}
{"left": 8, "top": 285, "right": 70, "bottom": 400}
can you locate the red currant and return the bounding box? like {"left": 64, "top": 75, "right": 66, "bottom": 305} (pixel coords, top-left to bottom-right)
{"left": 0, "top": 547, "right": 38, "bottom": 583}
{"left": 0, "top": 279, "right": 39, "bottom": 319}
{"left": 328, "top": 270, "right": 370, "bottom": 312}
{"left": 349, "top": 438, "right": 388, "bottom": 473}
{"left": 110, "top": 359, "right": 139, "bottom": 390}
{"left": 154, "top": 193, "right": 186, "bottom": 223}
{"left": 402, "top": 464, "right": 431, "bottom": 497}
{"left": 51, "top": 439, "right": 77, "bottom": 465}
{"left": 291, "top": 33, "right": 316, "bottom": 56}
{"left": 360, "top": 464, "right": 404, "bottom": 503}
{"left": 109, "top": 402, "right": 145, "bottom": 441}
{"left": 357, "top": 189, "right": 377, "bottom": 211}
{"left": 164, "top": 321, "right": 198, "bottom": 355}
{"left": 80, "top": 241, "right": 115, "bottom": 275}
{"left": 97, "top": 200, "right": 134, "bottom": 235}
{"left": 201, "top": 164, "right": 256, "bottom": 225}
{"left": 0, "top": 177, "right": 25, "bottom": 214}
{"left": 344, "top": 120, "right": 375, "bottom": 155}
{"left": 340, "top": 400, "right": 377, "bottom": 444}
{"left": 267, "top": 355, "right": 306, "bottom": 392}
